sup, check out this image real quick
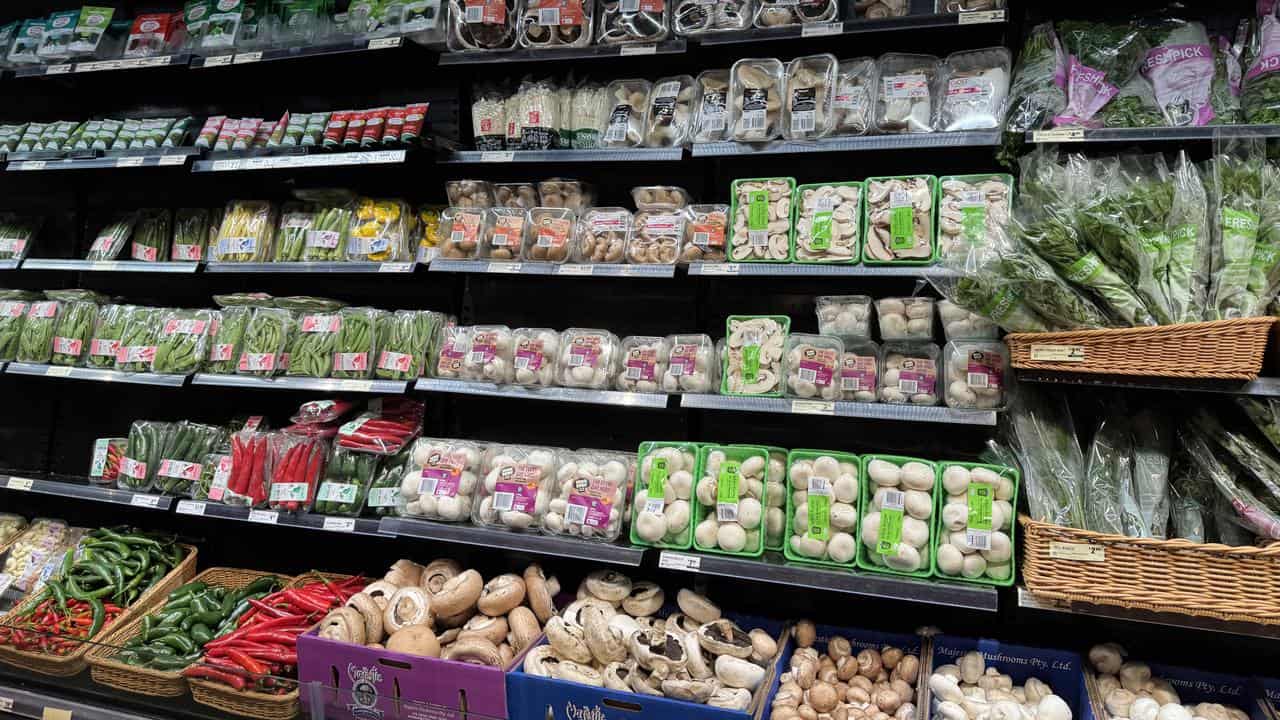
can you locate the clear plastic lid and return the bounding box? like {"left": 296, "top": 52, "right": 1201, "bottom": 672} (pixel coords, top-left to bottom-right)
{"left": 558, "top": 328, "right": 620, "bottom": 389}
{"left": 596, "top": 0, "right": 669, "bottom": 44}
{"left": 794, "top": 183, "right": 861, "bottom": 263}
{"left": 544, "top": 449, "right": 630, "bottom": 541}
{"left": 864, "top": 176, "right": 935, "bottom": 263}
{"left": 400, "top": 437, "right": 484, "bottom": 522}
{"left": 644, "top": 75, "right": 699, "bottom": 148}
{"left": 447, "top": 0, "right": 518, "bottom": 51}
{"left": 433, "top": 325, "right": 472, "bottom": 379}
{"left": 816, "top": 295, "right": 873, "bottom": 339}
{"left": 784, "top": 333, "right": 844, "bottom": 401}
{"left": 446, "top": 179, "right": 497, "bottom": 208}
{"left": 494, "top": 183, "right": 539, "bottom": 209}
{"left": 943, "top": 340, "right": 1008, "bottom": 410}
{"left": 511, "top": 328, "right": 560, "bottom": 387}
{"left": 936, "top": 174, "right": 1011, "bottom": 262}
{"left": 782, "top": 54, "right": 838, "bottom": 141}
{"left": 601, "top": 79, "right": 651, "bottom": 148}
{"left": 692, "top": 69, "right": 732, "bottom": 143}
{"left": 438, "top": 207, "right": 490, "bottom": 259}
{"left": 936, "top": 47, "right": 1012, "bottom": 132}
{"left": 524, "top": 207, "right": 575, "bottom": 263}
{"left": 879, "top": 341, "right": 941, "bottom": 406}
{"left": 874, "top": 53, "right": 941, "bottom": 134}
{"left": 518, "top": 0, "right": 594, "bottom": 48}
{"left": 631, "top": 185, "right": 691, "bottom": 210}
{"left": 832, "top": 58, "right": 877, "bottom": 137}
{"left": 938, "top": 299, "right": 999, "bottom": 341}
{"left": 573, "top": 207, "right": 632, "bottom": 264}
{"left": 730, "top": 58, "right": 785, "bottom": 142}
{"left": 633, "top": 442, "right": 697, "bottom": 547}
{"left": 628, "top": 209, "right": 685, "bottom": 264}
{"left": 538, "top": 178, "right": 596, "bottom": 211}
{"left": 660, "top": 334, "right": 717, "bottom": 393}
{"left": 461, "top": 325, "right": 514, "bottom": 383}
{"left": 729, "top": 177, "right": 793, "bottom": 262}
{"left": 616, "top": 336, "right": 671, "bottom": 393}
{"left": 839, "top": 339, "right": 880, "bottom": 403}
{"left": 473, "top": 444, "right": 560, "bottom": 531}
{"left": 876, "top": 297, "right": 934, "bottom": 340}
{"left": 681, "top": 204, "right": 729, "bottom": 263}
{"left": 753, "top": 0, "right": 835, "bottom": 27}
{"left": 480, "top": 208, "right": 528, "bottom": 261}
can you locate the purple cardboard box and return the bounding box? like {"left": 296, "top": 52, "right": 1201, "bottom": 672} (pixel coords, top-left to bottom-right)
{"left": 298, "top": 628, "right": 530, "bottom": 720}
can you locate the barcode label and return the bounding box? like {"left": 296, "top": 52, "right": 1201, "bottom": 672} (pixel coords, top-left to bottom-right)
{"left": 621, "top": 0, "right": 639, "bottom": 10}
{"left": 626, "top": 365, "right": 642, "bottom": 380}
{"left": 418, "top": 474, "right": 439, "bottom": 496}
{"left": 492, "top": 232, "right": 510, "bottom": 247}
{"left": 841, "top": 376, "right": 860, "bottom": 390}
{"left": 566, "top": 352, "right": 586, "bottom": 367}
{"left": 669, "top": 362, "right": 685, "bottom": 376}
{"left": 966, "top": 529, "right": 991, "bottom": 551}
{"left": 465, "top": 5, "right": 484, "bottom": 21}
{"left": 808, "top": 476, "right": 832, "bottom": 495}
{"left": 450, "top": 230, "right": 465, "bottom": 243}
{"left": 493, "top": 491, "right": 515, "bottom": 511}
{"left": 883, "top": 489, "right": 905, "bottom": 510}
{"left": 514, "top": 354, "right": 531, "bottom": 369}
{"left": 702, "top": 113, "right": 725, "bottom": 131}
{"left": 749, "top": 230, "right": 768, "bottom": 247}
{"left": 899, "top": 379, "right": 918, "bottom": 394}
{"left": 469, "top": 350, "right": 487, "bottom": 363}
{"left": 798, "top": 367, "right": 816, "bottom": 383}
{"left": 538, "top": 7, "right": 559, "bottom": 24}
{"left": 967, "top": 372, "right": 988, "bottom": 388}
{"left": 566, "top": 503, "right": 587, "bottom": 525}
{"left": 604, "top": 119, "right": 627, "bottom": 142}
{"left": 742, "top": 111, "right": 765, "bottom": 130}
{"left": 717, "top": 502, "right": 738, "bottom": 522}
{"left": 791, "top": 112, "right": 815, "bottom": 133}
{"left": 644, "top": 497, "right": 665, "bottom": 515}
{"left": 693, "top": 231, "right": 710, "bottom": 246}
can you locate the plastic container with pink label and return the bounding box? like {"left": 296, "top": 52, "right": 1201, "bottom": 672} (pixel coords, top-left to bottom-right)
{"left": 473, "top": 444, "right": 560, "bottom": 532}
{"left": 399, "top": 437, "right": 484, "bottom": 522}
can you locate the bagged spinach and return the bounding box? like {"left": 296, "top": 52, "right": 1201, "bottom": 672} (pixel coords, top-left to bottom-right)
{"left": 1138, "top": 18, "right": 1216, "bottom": 126}
{"left": 1163, "top": 151, "right": 1211, "bottom": 323}
{"left": 1207, "top": 136, "right": 1264, "bottom": 319}
{"left": 1242, "top": 8, "right": 1280, "bottom": 124}
{"left": 1054, "top": 20, "right": 1150, "bottom": 127}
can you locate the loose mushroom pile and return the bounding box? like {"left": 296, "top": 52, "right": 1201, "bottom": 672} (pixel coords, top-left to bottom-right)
{"left": 1088, "top": 644, "right": 1249, "bottom": 720}
{"left": 523, "top": 577, "right": 777, "bottom": 711}
{"left": 935, "top": 464, "right": 1015, "bottom": 582}
{"left": 795, "top": 185, "right": 861, "bottom": 262}
{"left": 861, "top": 457, "right": 935, "bottom": 573}
{"left": 937, "top": 177, "right": 1011, "bottom": 262}
{"left": 928, "top": 651, "right": 1074, "bottom": 720}
{"left": 725, "top": 316, "right": 786, "bottom": 395}
{"left": 318, "top": 560, "right": 559, "bottom": 667}
{"left": 632, "top": 442, "right": 695, "bottom": 546}
{"left": 866, "top": 178, "right": 934, "bottom": 263}
{"left": 787, "top": 454, "right": 859, "bottom": 564}
{"left": 730, "top": 178, "right": 792, "bottom": 262}
{"left": 771, "top": 620, "right": 921, "bottom": 720}
{"left": 693, "top": 447, "right": 767, "bottom": 554}
{"left": 785, "top": 334, "right": 844, "bottom": 401}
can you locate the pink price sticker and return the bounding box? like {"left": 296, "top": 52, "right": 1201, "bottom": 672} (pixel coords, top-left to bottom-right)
{"left": 90, "top": 236, "right": 115, "bottom": 253}
{"left": 158, "top": 459, "right": 202, "bottom": 481}
{"left": 0, "top": 302, "right": 27, "bottom": 318}
{"left": 334, "top": 352, "right": 368, "bottom": 372}
{"left": 29, "top": 302, "right": 58, "bottom": 319}
{"left": 514, "top": 348, "right": 543, "bottom": 371}
{"left": 566, "top": 335, "right": 602, "bottom": 369}
{"left": 90, "top": 338, "right": 120, "bottom": 358}
{"left": 172, "top": 243, "right": 202, "bottom": 261}
{"left": 468, "top": 332, "right": 499, "bottom": 365}
{"left": 493, "top": 464, "right": 540, "bottom": 513}
{"left": 52, "top": 337, "right": 83, "bottom": 356}
{"left": 0, "top": 238, "right": 27, "bottom": 255}
{"left": 209, "top": 343, "right": 234, "bottom": 362}
{"left": 378, "top": 350, "right": 413, "bottom": 373}
{"left": 120, "top": 456, "right": 147, "bottom": 480}
{"left": 118, "top": 345, "right": 157, "bottom": 363}
{"left": 164, "top": 319, "right": 208, "bottom": 335}
{"left": 420, "top": 452, "right": 463, "bottom": 497}
{"left": 239, "top": 352, "right": 276, "bottom": 372}
{"left": 301, "top": 314, "right": 340, "bottom": 333}
{"left": 840, "top": 354, "right": 876, "bottom": 391}
{"left": 898, "top": 358, "right": 937, "bottom": 396}
{"left": 566, "top": 473, "right": 617, "bottom": 529}
{"left": 668, "top": 344, "right": 698, "bottom": 377}
{"left": 131, "top": 243, "right": 158, "bottom": 262}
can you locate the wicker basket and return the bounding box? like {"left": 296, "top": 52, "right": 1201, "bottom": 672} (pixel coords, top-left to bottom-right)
{"left": 0, "top": 543, "right": 197, "bottom": 677}
{"left": 1020, "top": 515, "right": 1280, "bottom": 625}
{"left": 1005, "top": 318, "right": 1276, "bottom": 380}
{"left": 187, "top": 571, "right": 357, "bottom": 720}
{"left": 85, "top": 567, "right": 291, "bottom": 697}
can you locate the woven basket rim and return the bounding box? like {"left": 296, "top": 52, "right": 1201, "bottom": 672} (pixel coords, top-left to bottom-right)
{"left": 1018, "top": 515, "right": 1280, "bottom": 557}
{"left": 1006, "top": 317, "right": 1278, "bottom": 342}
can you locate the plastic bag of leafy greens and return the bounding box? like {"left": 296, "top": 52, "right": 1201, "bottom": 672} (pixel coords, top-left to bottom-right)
{"left": 1242, "top": 8, "right": 1280, "bottom": 124}
{"left": 115, "top": 306, "right": 165, "bottom": 373}
{"left": 85, "top": 212, "right": 138, "bottom": 261}
{"left": 1237, "top": 396, "right": 1280, "bottom": 451}
{"left": 1207, "top": 136, "right": 1264, "bottom": 319}
{"left": 1208, "top": 34, "right": 1244, "bottom": 125}
{"left": 0, "top": 290, "right": 42, "bottom": 362}
{"left": 1095, "top": 75, "right": 1165, "bottom": 128}
{"left": 1180, "top": 421, "right": 1280, "bottom": 540}
{"left": 171, "top": 208, "right": 210, "bottom": 262}
{"left": 1131, "top": 407, "right": 1171, "bottom": 539}
{"left": 1083, "top": 404, "right": 1131, "bottom": 535}
{"left": 1214, "top": 495, "right": 1256, "bottom": 545}
{"left": 1190, "top": 409, "right": 1280, "bottom": 514}
{"left": 1163, "top": 151, "right": 1211, "bottom": 323}
{"left": 50, "top": 297, "right": 100, "bottom": 367}
{"left": 990, "top": 237, "right": 1111, "bottom": 329}
{"left": 1169, "top": 454, "right": 1211, "bottom": 542}
{"left": 931, "top": 214, "right": 1053, "bottom": 333}
{"left": 1054, "top": 20, "right": 1150, "bottom": 127}
{"left": 1138, "top": 18, "right": 1215, "bottom": 126}
{"left": 1245, "top": 161, "right": 1280, "bottom": 314}
{"left": 1007, "top": 384, "right": 1087, "bottom": 528}
{"left": 1004, "top": 23, "right": 1067, "bottom": 133}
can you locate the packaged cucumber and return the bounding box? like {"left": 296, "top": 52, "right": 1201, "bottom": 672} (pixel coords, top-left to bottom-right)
{"left": 314, "top": 445, "right": 379, "bottom": 517}
{"left": 303, "top": 204, "right": 354, "bottom": 262}
{"left": 130, "top": 208, "right": 171, "bottom": 263}
{"left": 153, "top": 308, "right": 214, "bottom": 375}
{"left": 114, "top": 306, "right": 165, "bottom": 373}
{"left": 366, "top": 446, "right": 409, "bottom": 516}
{"left": 120, "top": 420, "right": 172, "bottom": 491}
{"left": 86, "top": 212, "right": 138, "bottom": 261}
{"left": 87, "top": 304, "right": 133, "bottom": 369}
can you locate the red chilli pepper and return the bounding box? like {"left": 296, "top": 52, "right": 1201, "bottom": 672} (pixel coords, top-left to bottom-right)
{"left": 184, "top": 664, "right": 249, "bottom": 690}
{"left": 227, "top": 648, "right": 269, "bottom": 675}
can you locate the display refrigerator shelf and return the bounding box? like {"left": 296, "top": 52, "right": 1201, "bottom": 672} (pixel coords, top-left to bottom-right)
{"left": 191, "top": 373, "right": 408, "bottom": 394}
{"left": 1026, "top": 124, "right": 1280, "bottom": 144}
{"left": 1016, "top": 587, "right": 1280, "bottom": 640}
{"left": 190, "top": 148, "right": 407, "bottom": 172}
{"left": 695, "top": 9, "right": 1006, "bottom": 45}
{"left": 0, "top": 678, "right": 172, "bottom": 720}
{"left": 1016, "top": 371, "right": 1280, "bottom": 397}
{"left": 657, "top": 551, "right": 998, "bottom": 611}
{"left": 4, "top": 362, "right": 188, "bottom": 386}
{"left": 4, "top": 148, "right": 198, "bottom": 171}
{"left": 204, "top": 260, "right": 415, "bottom": 273}
{"left": 379, "top": 516, "right": 646, "bottom": 566}
{"left": 691, "top": 130, "right": 1001, "bottom": 156}
{"left": 439, "top": 38, "right": 686, "bottom": 65}
{"left": 22, "top": 259, "right": 200, "bottom": 273}
{"left": 0, "top": 260, "right": 18, "bottom": 270}
{"left": 0, "top": 474, "right": 174, "bottom": 511}
{"left": 189, "top": 34, "right": 407, "bottom": 68}
{"left": 443, "top": 147, "right": 685, "bottom": 163}
{"left": 427, "top": 259, "right": 676, "bottom": 277}
{"left": 687, "top": 262, "right": 958, "bottom": 277}
{"left": 11, "top": 53, "right": 192, "bottom": 77}
{"left": 680, "top": 393, "right": 997, "bottom": 425}
{"left": 174, "top": 500, "right": 390, "bottom": 537}
{"left": 415, "top": 377, "right": 673, "bottom": 408}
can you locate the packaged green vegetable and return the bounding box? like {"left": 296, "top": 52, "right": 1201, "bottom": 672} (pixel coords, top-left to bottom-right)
{"left": 332, "top": 307, "right": 383, "bottom": 379}
{"left": 285, "top": 311, "right": 341, "bottom": 378}
{"left": 1208, "top": 34, "right": 1244, "bottom": 125}
{"left": 375, "top": 310, "right": 441, "bottom": 380}
{"left": 1242, "top": 8, "right": 1280, "bottom": 124}
{"left": 112, "top": 118, "right": 141, "bottom": 151}
{"left": 0, "top": 214, "right": 42, "bottom": 262}
{"left": 1095, "top": 76, "right": 1165, "bottom": 128}
{"left": 37, "top": 10, "right": 79, "bottom": 61}
{"left": 314, "top": 445, "right": 379, "bottom": 517}
{"left": 121, "top": 420, "right": 172, "bottom": 491}
{"left": 50, "top": 298, "right": 100, "bottom": 367}
{"left": 172, "top": 208, "right": 210, "bottom": 262}
{"left": 1053, "top": 20, "right": 1149, "bottom": 127}
{"left": 69, "top": 6, "right": 115, "bottom": 55}
{"left": 1246, "top": 161, "right": 1280, "bottom": 316}
{"left": 303, "top": 205, "right": 354, "bottom": 262}
{"left": 205, "top": 307, "right": 250, "bottom": 374}
{"left": 86, "top": 212, "right": 138, "bottom": 262}
{"left": 155, "top": 423, "right": 228, "bottom": 495}
{"left": 114, "top": 306, "right": 165, "bottom": 373}
{"left": 16, "top": 298, "right": 62, "bottom": 364}
{"left": 194, "top": 452, "right": 232, "bottom": 501}
{"left": 163, "top": 116, "right": 194, "bottom": 147}
{"left": 202, "top": 0, "right": 243, "bottom": 49}
{"left": 0, "top": 290, "right": 43, "bottom": 362}
{"left": 153, "top": 309, "right": 214, "bottom": 375}
{"left": 130, "top": 208, "right": 171, "bottom": 263}
{"left": 274, "top": 204, "right": 315, "bottom": 262}
{"left": 92, "top": 119, "right": 122, "bottom": 151}
{"left": 1137, "top": 18, "right": 1215, "bottom": 126}
{"left": 366, "top": 447, "right": 409, "bottom": 516}
{"left": 237, "top": 307, "right": 292, "bottom": 377}
{"left": 87, "top": 304, "right": 133, "bottom": 369}
{"left": 1208, "top": 136, "right": 1264, "bottom": 319}
{"left": 212, "top": 200, "right": 276, "bottom": 263}
{"left": 1163, "top": 151, "right": 1211, "bottom": 324}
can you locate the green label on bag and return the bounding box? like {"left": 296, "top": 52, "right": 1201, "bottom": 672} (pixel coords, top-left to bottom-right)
{"left": 979, "top": 286, "right": 1020, "bottom": 323}
{"left": 648, "top": 457, "right": 668, "bottom": 498}
{"left": 877, "top": 505, "right": 903, "bottom": 555}
{"left": 317, "top": 481, "right": 358, "bottom": 504}
{"left": 807, "top": 493, "right": 830, "bottom": 541}
{"left": 890, "top": 206, "right": 914, "bottom": 250}
{"left": 967, "top": 483, "right": 993, "bottom": 531}
{"left": 748, "top": 191, "right": 769, "bottom": 230}
{"left": 717, "top": 462, "right": 740, "bottom": 504}
{"left": 742, "top": 344, "right": 760, "bottom": 383}
{"left": 1222, "top": 207, "right": 1260, "bottom": 288}
{"left": 961, "top": 205, "right": 986, "bottom": 245}
{"left": 1139, "top": 232, "right": 1171, "bottom": 257}
{"left": 812, "top": 212, "right": 832, "bottom": 250}
{"left": 1064, "top": 252, "right": 1104, "bottom": 283}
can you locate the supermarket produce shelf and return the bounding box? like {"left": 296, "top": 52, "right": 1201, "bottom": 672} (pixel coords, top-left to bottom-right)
{"left": 691, "top": 130, "right": 1001, "bottom": 157}
{"left": 4, "top": 363, "right": 188, "bottom": 386}
{"left": 3, "top": 148, "right": 198, "bottom": 171}
{"left": 415, "top": 377, "right": 673, "bottom": 408}
{"left": 21, "top": 259, "right": 200, "bottom": 273}
{"left": 0, "top": 678, "right": 171, "bottom": 720}
{"left": 379, "top": 516, "right": 646, "bottom": 566}
{"left": 189, "top": 35, "right": 408, "bottom": 68}
{"left": 680, "top": 393, "right": 997, "bottom": 425}
{"left": 174, "top": 500, "right": 390, "bottom": 537}
{"left": 443, "top": 148, "right": 685, "bottom": 163}
{"left": 191, "top": 373, "right": 408, "bottom": 394}
{"left": 658, "top": 551, "right": 998, "bottom": 612}
{"left": 1026, "top": 124, "right": 1280, "bottom": 144}
{"left": 439, "top": 38, "right": 686, "bottom": 65}
{"left": 427, "top": 260, "right": 676, "bottom": 277}
{"left": 1016, "top": 371, "right": 1280, "bottom": 398}
{"left": 1016, "top": 587, "right": 1280, "bottom": 639}
{"left": 696, "top": 9, "right": 1007, "bottom": 45}
{"left": 190, "top": 148, "right": 407, "bottom": 172}
{"left": 0, "top": 260, "right": 18, "bottom": 270}
{"left": 0, "top": 475, "right": 173, "bottom": 511}
{"left": 687, "top": 262, "right": 958, "bottom": 277}
{"left": 204, "top": 260, "right": 415, "bottom": 273}
{"left": 11, "top": 53, "right": 192, "bottom": 77}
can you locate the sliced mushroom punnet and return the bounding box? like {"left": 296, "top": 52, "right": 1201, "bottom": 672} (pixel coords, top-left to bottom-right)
{"left": 697, "top": 619, "right": 753, "bottom": 658}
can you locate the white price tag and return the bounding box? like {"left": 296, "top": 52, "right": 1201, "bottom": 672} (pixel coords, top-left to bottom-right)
{"left": 658, "top": 552, "right": 701, "bottom": 571}
{"left": 87, "top": 262, "right": 122, "bottom": 271}
{"left": 248, "top": 509, "right": 279, "bottom": 524}
{"left": 6, "top": 477, "right": 33, "bottom": 491}
{"left": 801, "top": 22, "right": 841, "bottom": 37}
{"left": 957, "top": 9, "right": 1005, "bottom": 24}
{"left": 244, "top": 157, "right": 272, "bottom": 170}
{"left": 557, "top": 265, "right": 593, "bottom": 276}
{"left": 45, "top": 64, "right": 73, "bottom": 74}
{"left": 116, "top": 156, "right": 146, "bottom": 168}
{"left": 211, "top": 159, "right": 242, "bottom": 172}
{"left": 322, "top": 517, "right": 356, "bottom": 532}
{"left": 619, "top": 44, "right": 657, "bottom": 56}
{"left": 233, "top": 51, "right": 263, "bottom": 64}
{"left": 0, "top": 695, "right": 12, "bottom": 711}
{"left": 176, "top": 500, "right": 206, "bottom": 516}
{"left": 368, "top": 36, "right": 402, "bottom": 49}
{"left": 130, "top": 494, "right": 162, "bottom": 508}
{"left": 479, "top": 151, "right": 514, "bottom": 163}
{"left": 488, "top": 262, "right": 522, "bottom": 274}
{"left": 18, "top": 161, "right": 46, "bottom": 171}
{"left": 378, "top": 262, "right": 414, "bottom": 273}
{"left": 792, "top": 400, "right": 835, "bottom": 416}
{"left": 1031, "top": 128, "right": 1085, "bottom": 143}
{"left": 1029, "top": 344, "right": 1085, "bottom": 362}
{"left": 159, "top": 154, "right": 188, "bottom": 166}
{"left": 338, "top": 380, "right": 374, "bottom": 392}
{"left": 45, "top": 366, "right": 74, "bottom": 377}
{"left": 696, "top": 263, "right": 739, "bottom": 275}
{"left": 201, "top": 54, "right": 233, "bottom": 67}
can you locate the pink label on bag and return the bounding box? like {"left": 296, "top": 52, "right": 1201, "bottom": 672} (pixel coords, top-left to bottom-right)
{"left": 164, "top": 319, "right": 208, "bottom": 335}
{"left": 52, "top": 337, "right": 82, "bottom": 356}
{"left": 301, "top": 314, "right": 340, "bottom": 333}
{"left": 1053, "top": 56, "right": 1119, "bottom": 126}
{"left": 334, "top": 352, "right": 368, "bottom": 372}
{"left": 239, "top": 352, "right": 276, "bottom": 372}
{"left": 118, "top": 345, "right": 156, "bottom": 363}
{"left": 0, "top": 238, "right": 27, "bottom": 255}
{"left": 0, "top": 302, "right": 26, "bottom": 318}
{"left": 493, "top": 464, "right": 540, "bottom": 514}
{"left": 29, "top": 302, "right": 57, "bottom": 318}
{"left": 172, "top": 243, "right": 202, "bottom": 261}
{"left": 120, "top": 456, "right": 146, "bottom": 480}
{"left": 131, "top": 243, "right": 158, "bottom": 262}
{"left": 90, "top": 338, "right": 120, "bottom": 357}
{"left": 798, "top": 359, "right": 834, "bottom": 387}
{"left": 378, "top": 350, "right": 413, "bottom": 372}
{"left": 209, "top": 343, "right": 233, "bottom": 362}
{"left": 158, "top": 459, "right": 202, "bottom": 481}
{"left": 514, "top": 347, "right": 544, "bottom": 371}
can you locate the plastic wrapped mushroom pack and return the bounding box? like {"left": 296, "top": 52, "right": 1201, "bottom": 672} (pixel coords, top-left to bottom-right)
{"left": 875, "top": 53, "right": 940, "bottom": 134}
{"left": 731, "top": 58, "right": 785, "bottom": 142}
{"left": 630, "top": 185, "right": 690, "bottom": 264}
{"left": 861, "top": 456, "right": 936, "bottom": 574}
{"left": 935, "top": 462, "right": 1016, "bottom": 582}
{"left": 596, "top": 0, "right": 670, "bottom": 44}
{"left": 519, "top": 0, "right": 594, "bottom": 48}
{"left": 543, "top": 449, "right": 635, "bottom": 540}
{"left": 603, "top": 79, "right": 651, "bottom": 148}
{"left": 693, "top": 445, "right": 769, "bottom": 555}
{"left": 783, "top": 54, "right": 838, "bottom": 140}
{"left": 645, "top": 75, "right": 699, "bottom": 148}
{"left": 522, "top": 576, "right": 778, "bottom": 710}
{"left": 864, "top": 176, "right": 935, "bottom": 263}
{"left": 754, "top": 0, "right": 835, "bottom": 27}
{"left": 794, "top": 183, "right": 861, "bottom": 263}
{"left": 723, "top": 316, "right": 787, "bottom": 396}
{"left": 786, "top": 453, "right": 860, "bottom": 565}
{"left": 448, "top": 0, "right": 518, "bottom": 50}
{"left": 730, "top": 177, "right": 793, "bottom": 262}
{"left": 936, "top": 175, "right": 1010, "bottom": 262}
{"left": 674, "top": 0, "right": 751, "bottom": 35}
